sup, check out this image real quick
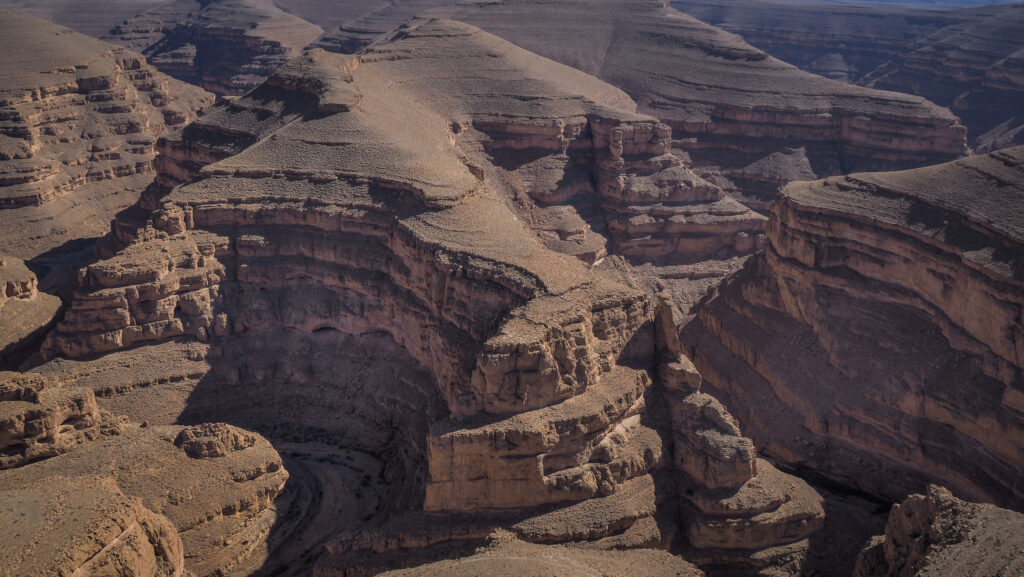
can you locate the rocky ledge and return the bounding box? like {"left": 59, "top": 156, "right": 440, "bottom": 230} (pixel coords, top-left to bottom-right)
{"left": 684, "top": 146, "right": 1024, "bottom": 509}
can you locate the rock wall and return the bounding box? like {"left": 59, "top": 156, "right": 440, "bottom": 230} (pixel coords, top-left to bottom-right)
{"left": 311, "top": 0, "right": 968, "bottom": 208}
{"left": 684, "top": 147, "right": 1024, "bottom": 509}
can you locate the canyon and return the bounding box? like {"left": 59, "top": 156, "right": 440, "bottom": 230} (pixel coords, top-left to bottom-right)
{"left": 0, "top": 1, "right": 1020, "bottom": 576}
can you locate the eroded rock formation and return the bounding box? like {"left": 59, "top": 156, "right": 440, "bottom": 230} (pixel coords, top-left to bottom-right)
{"left": 0, "top": 256, "right": 60, "bottom": 367}
{"left": 34, "top": 19, "right": 823, "bottom": 575}
{"left": 0, "top": 9, "right": 212, "bottom": 288}
{"left": 684, "top": 146, "right": 1024, "bottom": 510}
{"left": 313, "top": 0, "right": 968, "bottom": 208}
{"left": 863, "top": 2, "right": 1024, "bottom": 152}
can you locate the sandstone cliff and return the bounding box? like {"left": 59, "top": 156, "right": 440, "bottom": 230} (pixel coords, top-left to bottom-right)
{"left": 672, "top": 0, "right": 968, "bottom": 84}
{"left": 38, "top": 20, "right": 824, "bottom": 575}
{"left": 683, "top": 147, "right": 1024, "bottom": 510}
{"left": 0, "top": 9, "right": 213, "bottom": 290}
{"left": 862, "top": 2, "right": 1024, "bottom": 152}
{"left": 0, "top": 366, "right": 288, "bottom": 576}
{"left": 676, "top": 0, "right": 1024, "bottom": 153}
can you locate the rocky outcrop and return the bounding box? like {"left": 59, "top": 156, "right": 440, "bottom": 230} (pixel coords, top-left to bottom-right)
{"left": 41, "top": 20, "right": 822, "bottom": 574}
{"left": 0, "top": 9, "right": 211, "bottom": 207}
{"left": 0, "top": 9, "right": 212, "bottom": 290}
{"left": 854, "top": 485, "right": 1024, "bottom": 577}
{"left": 311, "top": 0, "right": 967, "bottom": 207}
{"left": 0, "top": 256, "right": 61, "bottom": 367}
{"left": 684, "top": 147, "right": 1024, "bottom": 509}
{"left": 103, "top": 0, "right": 324, "bottom": 96}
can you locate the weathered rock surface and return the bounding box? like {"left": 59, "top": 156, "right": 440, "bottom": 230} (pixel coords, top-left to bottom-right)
{"left": 0, "top": 9, "right": 212, "bottom": 293}
{"left": 0, "top": 422, "right": 288, "bottom": 577}
{"left": 863, "top": 2, "right": 1024, "bottom": 152}
{"left": 672, "top": 0, "right": 968, "bottom": 84}
{"left": 103, "top": 0, "right": 324, "bottom": 96}
{"left": 376, "top": 530, "right": 704, "bottom": 577}
{"left": 684, "top": 147, "right": 1024, "bottom": 509}
{"left": 0, "top": 256, "right": 61, "bottom": 367}
{"left": 313, "top": 0, "right": 968, "bottom": 208}
{"left": 854, "top": 485, "right": 1024, "bottom": 577}
{"left": 678, "top": 0, "right": 1024, "bottom": 152}
{"left": 39, "top": 19, "right": 822, "bottom": 575}
{"left": 1, "top": 476, "right": 185, "bottom": 577}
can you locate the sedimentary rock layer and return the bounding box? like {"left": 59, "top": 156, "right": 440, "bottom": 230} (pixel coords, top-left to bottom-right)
{"left": 314, "top": 0, "right": 968, "bottom": 207}
{"left": 863, "top": 2, "right": 1024, "bottom": 152}
{"left": 0, "top": 421, "right": 288, "bottom": 577}
{"left": 43, "top": 20, "right": 822, "bottom": 573}
{"left": 104, "top": 0, "right": 324, "bottom": 96}
{"left": 0, "top": 9, "right": 212, "bottom": 290}
{"left": 672, "top": 0, "right": 968, "bottom": 84}
{"left": 684, "top": 147, "right": 1024, "bottom": 509}
{"left": 855, "top": 485, "right": 1024, "bottom": 577}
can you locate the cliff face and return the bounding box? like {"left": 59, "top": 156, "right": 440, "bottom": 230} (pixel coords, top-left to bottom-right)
{"left": 36, "top": 20, "right": 824, "bottom": 575}
{"left": 684, "top": 147, "right": 1024, "bottom": 510}
{"left": 855, "top": 485, "right": 1024, "bottom": 577}
{"left": 103, "top": 0, "right": 324, "bottom": 96}
{"left": 310, "top": 0, "right": 967, "bottom": 209}
{"left": 0, "top": 9, "right": 213, "bottom": 288}
{"left": 0, "top": 256, "right": 61, "bottom": 368}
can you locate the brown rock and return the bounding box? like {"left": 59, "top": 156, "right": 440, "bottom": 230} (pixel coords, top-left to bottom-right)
{"left": 854, "top": 485, "right": 1024, "bottom": 577}
{"left": 685, "top": 146, "right": 1024, "bottom": 509}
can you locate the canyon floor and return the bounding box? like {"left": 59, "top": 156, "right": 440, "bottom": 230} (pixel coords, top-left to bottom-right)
{"left": 0, "top": 1, "right": 1021, "bottom": 577}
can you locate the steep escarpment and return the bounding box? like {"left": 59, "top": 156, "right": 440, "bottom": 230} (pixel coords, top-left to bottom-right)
{"left": 862, "top": 2, "right": 1024, "bottom": 152}
{"left": 104, "top": 0, "right": 324, "bottom": 96}
{"left": 684, "top": 147, "right": 1024, "bottom": 509}
{"left": 313, "top": 0, "right": 967, "bottom": 208}
{"left": 41, "top": 20, "right": 823, "bottom": 575}
{"left": 0, "top": 9, "right": 212, "bottom": 289}
{"left": 855, "top": 485, "right": 1024, "bottom": 577}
